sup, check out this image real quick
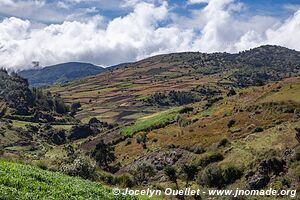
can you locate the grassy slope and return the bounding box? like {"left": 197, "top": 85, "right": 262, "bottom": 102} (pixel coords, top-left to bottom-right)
{"left": 121, "top": 107, "right": 182, "bottom": 136}
{"left": 0, "top": 160, "right": 137, "bottom": 200}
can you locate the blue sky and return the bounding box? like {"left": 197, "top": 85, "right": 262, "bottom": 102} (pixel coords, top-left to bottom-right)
{"left": 0, "top": 0, "right": 300, "bottom": 69}
{"left": 1, "top": 0, "right": 298, "bottom": 23}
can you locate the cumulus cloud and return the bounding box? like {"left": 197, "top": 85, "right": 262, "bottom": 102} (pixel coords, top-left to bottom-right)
{"left": 0, "top": 0, "right": 300, "bottom": 70}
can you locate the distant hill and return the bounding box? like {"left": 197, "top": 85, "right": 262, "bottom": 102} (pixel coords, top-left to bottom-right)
{"left": 49, "top": 45, "right": 300, "bottom": 123}
{"left": 18, "top": 62, "right": 105, "bottom": 87}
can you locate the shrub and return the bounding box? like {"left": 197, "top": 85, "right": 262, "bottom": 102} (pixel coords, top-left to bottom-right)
{"left": 35, "top": 161, "right": 48, "bottom": 170}
{"left": 61, "top": 156, "right": 97, "bottom": 180}
{"left": 199, "top": 165, "right": 224, "bottom": 188}
{"left": 253, "top": 127, "right": 264, "bottom": 133}
{"left": 131, "top": 163, "right": 155, "bottom": 184}
{"left": 227, "top": 119, "right": 236, "bottom": 128}
{"left": 198, "top": 152, "right": 224, "bottom": 167}
{"left": 68, "top": 124, "right": 95, "bottom": 141}
{"left": 190, "top": 145, "right": 206, "bottom": 154}
{"left": 217, "top": 138, "right": 230, "bottom": 148}
{"left": 146, "top": 91, "right": 200, "bottom": 106}
{"left": 115, "top": 174, "right": 135, "bottom": 188}
{"left": 227, "top": 89, "right": 237, "bottom": 96}
{"left": 182, "top": 164, "right": 199, "bottom": 187}
{"left": 71, "top": 102, "right": 81, "bottom": 111}
{"left": 164, "top": 166, "right": 179, "bottom": 189}
{"left": 179, "top": 107, "right": 194, "bottom": 114}
{"left": 91, "top": 140, "right": 116, "bottom": 168}
{"left": 222, "top": 165, "right": 243, "bottom": 184}
{"left": 44, "top": 128, "right": 66, "bottom": 145}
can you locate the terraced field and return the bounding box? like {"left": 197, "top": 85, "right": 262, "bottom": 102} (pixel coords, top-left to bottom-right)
{"left": 49, "top": 53, "right": 223, "bottom": 124}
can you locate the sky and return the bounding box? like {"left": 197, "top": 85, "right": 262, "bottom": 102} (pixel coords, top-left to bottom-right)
{"left": 0, "top": 0, "right": 300, "bottom": 70}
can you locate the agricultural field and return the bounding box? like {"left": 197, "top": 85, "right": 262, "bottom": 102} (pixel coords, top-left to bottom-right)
{"left": 121, "top": 107, "right": 183, "bottom": 136}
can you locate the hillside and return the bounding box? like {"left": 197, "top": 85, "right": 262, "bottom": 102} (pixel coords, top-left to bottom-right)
{"left": 0, "top": 160, "right": 135, "bottom": 200}
{"left": 46, "top": 45, "right": 300, "bottom": 199}
{"left": 18, "top": 62, "right": 105, "bottom": 87}
{"left": 49, "top": 45, "right": 300, "bottom": 124}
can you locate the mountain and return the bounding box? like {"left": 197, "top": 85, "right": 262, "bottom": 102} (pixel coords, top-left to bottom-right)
{"left": 18, "top": 62, "right": 105, "bottom": 87}
{"left": 49, "top": 45, "right": 300, "bottom": 123}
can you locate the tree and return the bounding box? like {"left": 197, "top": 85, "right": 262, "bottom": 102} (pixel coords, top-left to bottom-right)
{"left": 199, "top": 165, "right": 224, "bottom": 188}
{"left": 132, "top": 163, "right": 155, "bottom": 184}
{"left": 70, "top": 102, "right": 81, "bottom": 116}
{"left": 91, "top": 140, "right": 116, "bottom": 168}
{"left": 54, "top": 95, "right": 69, "bottom": 114}
{"left": 164, "top": 166, "right": 179, "bottom": 190}
{"left": 182, "top": 164, "right": 199, "bottom": 188}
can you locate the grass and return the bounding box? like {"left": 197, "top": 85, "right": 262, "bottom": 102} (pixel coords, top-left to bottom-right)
{"left": 11, "top": 120, "right": 39, "bottom": 129}
{"left": 0, "top": 160, "right": 137, "bottom": 200}
{"left": 11, "top": 120, "right": 73, "bottom": 131}
{"left": 260, "top": 82, "right": 300, "bottom": 103}
{"left": 120, "top": 107, "right": 182, "bottom": 136}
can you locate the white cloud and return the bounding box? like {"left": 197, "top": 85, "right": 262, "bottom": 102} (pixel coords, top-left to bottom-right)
{"left": 0, "top": 0, "right": 300, "bottom": 70}
{"left": 266, "top": 9, "right": 300, "bottom": 50}
{"left": 188, "top": 0, "right": 209, "bottom": 5}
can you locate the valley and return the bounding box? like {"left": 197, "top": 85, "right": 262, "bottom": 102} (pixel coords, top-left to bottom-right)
{"left": 1, "top": 45, "right": 300, "bottom": 199}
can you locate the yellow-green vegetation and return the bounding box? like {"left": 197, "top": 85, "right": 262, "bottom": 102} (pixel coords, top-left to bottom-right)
{"left": 11, "top": 120, "right": 39, "bottom": 129}
{"left": 11, "top": 120, "right": 73, "bottom": 130}
{"left": 0, "top": 160, "right": 136, "bottom": 200}
{"left": 260, "top": 82, "right": 300, "bottom": 103}
{"left": 121, "top": 107, "right": 182, "bottom": 136}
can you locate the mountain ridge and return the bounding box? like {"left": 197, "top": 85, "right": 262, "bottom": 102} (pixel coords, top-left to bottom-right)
{"left": 18, "top": 62, "right": 105, "bottom": 87}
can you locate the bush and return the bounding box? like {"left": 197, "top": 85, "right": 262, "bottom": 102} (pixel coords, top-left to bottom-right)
{"left": 198, "top": 152, "right": 224, "bottom": 167}
{"left": 222, "top": 165, "right": 243, "bottom": 184}
{"left": 115, "top": 174, "right": 135, "bottom": 188}
{"left": 35, "top": 161, "right": 48, "bottom": 170}
{"left": 227, "top": 89, "right": 237, "bottom": 96}
{"left": 68, "top": 124, "right": 95, "bottom": 141}
{"left": 44, "top": 128, "right": 66, "bottom": 145}
{"left": 71, "top": 102, "right": 81, "bottom": 111}
{"left": 61, "top": 156, "right": 97, "bottom": 180}
{"left": 179, "top": 107, "right": 194, "bottom": 114}
{"left": 199, "top": 165, "right": 224, "bottom": 188}
{"left": 227, "top": 119, "right": 236, "bottom": 128}
{"left": 253, "top": 127, "right": 264, "bottom": 133}
{"left": 131, "top": 163, "right": 155, "bottom": 184}
{"left": 91, "top": 140, "right": 116, "bottom": 168}
{"left": 146, "top": 91, "right": 200, "bottom": 106}
{"left": 217, "top": 138, "right": 230, "bottom": 148}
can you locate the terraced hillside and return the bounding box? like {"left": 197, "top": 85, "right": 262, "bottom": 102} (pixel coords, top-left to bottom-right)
{"left": 49, "top": 45, "right": 300, "bottom": 125}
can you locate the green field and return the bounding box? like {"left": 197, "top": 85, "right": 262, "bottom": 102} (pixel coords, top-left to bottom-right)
{"left": 120, "top": 107, "right": 182, "bottom": 136}
{"left": 0, "top": 160, "right": 136, "bottom": 200}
